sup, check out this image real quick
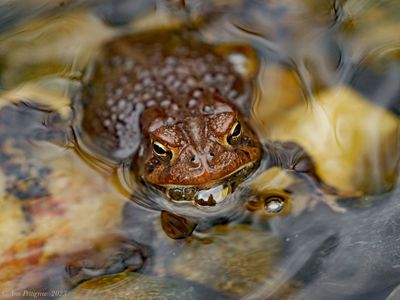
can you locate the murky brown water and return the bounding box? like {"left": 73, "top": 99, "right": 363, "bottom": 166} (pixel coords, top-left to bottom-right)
{"left": 0, "top": 0, "right": 399, "bottom": 299}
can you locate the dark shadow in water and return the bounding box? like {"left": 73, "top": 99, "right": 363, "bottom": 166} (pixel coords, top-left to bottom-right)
{"left": 0, "top": 0, "right": 154, "bottom": 34}
{"left": 271, "top": 185, "right": 400, "bottom": 300}
{"left": 349, "top": 63, "right": 400, "bottom": 116}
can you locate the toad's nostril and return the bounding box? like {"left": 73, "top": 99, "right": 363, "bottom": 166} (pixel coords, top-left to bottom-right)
{"left": 207, "top": 152, "right": 215, "bottom": 162}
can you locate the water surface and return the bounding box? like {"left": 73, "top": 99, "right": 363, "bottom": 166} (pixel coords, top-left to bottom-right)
{"left": 0, "top": 1, "right": 399, "bottom": 299}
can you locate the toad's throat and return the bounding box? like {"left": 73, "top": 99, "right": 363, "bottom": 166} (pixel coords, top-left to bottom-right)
{"left": 148, "top": 161, "right": 259, "bottom": 206}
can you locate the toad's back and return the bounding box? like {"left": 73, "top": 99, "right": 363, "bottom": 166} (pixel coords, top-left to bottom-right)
{"left": 80, "top": 30, "right": 249, "bottom": 158}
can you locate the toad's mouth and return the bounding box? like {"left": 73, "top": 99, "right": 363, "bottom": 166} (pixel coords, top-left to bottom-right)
{"left": 150, "top": 161, "right": 259, "bottom": 206}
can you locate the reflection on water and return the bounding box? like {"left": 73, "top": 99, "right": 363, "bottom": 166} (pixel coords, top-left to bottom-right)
{"left": 0, "top": 0, "right": 399, "bottom": 299}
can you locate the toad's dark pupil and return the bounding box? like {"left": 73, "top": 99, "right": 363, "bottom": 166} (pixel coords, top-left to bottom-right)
{"left": 232, "top": 122, "right": 241, "bottom": 137}
{"left": 153, "top": 143, "right": 167, "bottom": 155}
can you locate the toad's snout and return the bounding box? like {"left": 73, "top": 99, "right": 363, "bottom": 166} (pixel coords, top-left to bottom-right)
{"left": 183, "top": 147, "right": 217, "bottom": 172}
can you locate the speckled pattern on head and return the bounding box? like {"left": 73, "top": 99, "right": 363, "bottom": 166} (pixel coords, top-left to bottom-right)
{"left": 79, "top": 29, "right": 262, "bottom": 190}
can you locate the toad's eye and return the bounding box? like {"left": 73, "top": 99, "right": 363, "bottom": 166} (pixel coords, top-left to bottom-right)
{"left": 227, "top": 121, "right": 242, "bottom": 145}
{"left": 153, "top": 142, "right": 172, "bottom": 159}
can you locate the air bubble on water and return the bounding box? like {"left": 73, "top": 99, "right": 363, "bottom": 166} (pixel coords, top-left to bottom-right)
{"left": 264, "top": 196, "right": 284, "bottom": 214}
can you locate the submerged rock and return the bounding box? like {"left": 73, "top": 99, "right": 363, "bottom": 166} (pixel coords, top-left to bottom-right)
{"left": 63, "top": 272, "right": 232, "bottom": 300}
{"left": 267, "top": 86, "right": 400, "bottom": 195}
{"left": 166, "top": 224, "right": 283, "bottom": 297}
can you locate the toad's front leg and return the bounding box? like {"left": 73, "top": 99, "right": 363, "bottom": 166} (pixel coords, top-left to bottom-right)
{"left": 263, "top": 141, "right": 338, "bottom": 195}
